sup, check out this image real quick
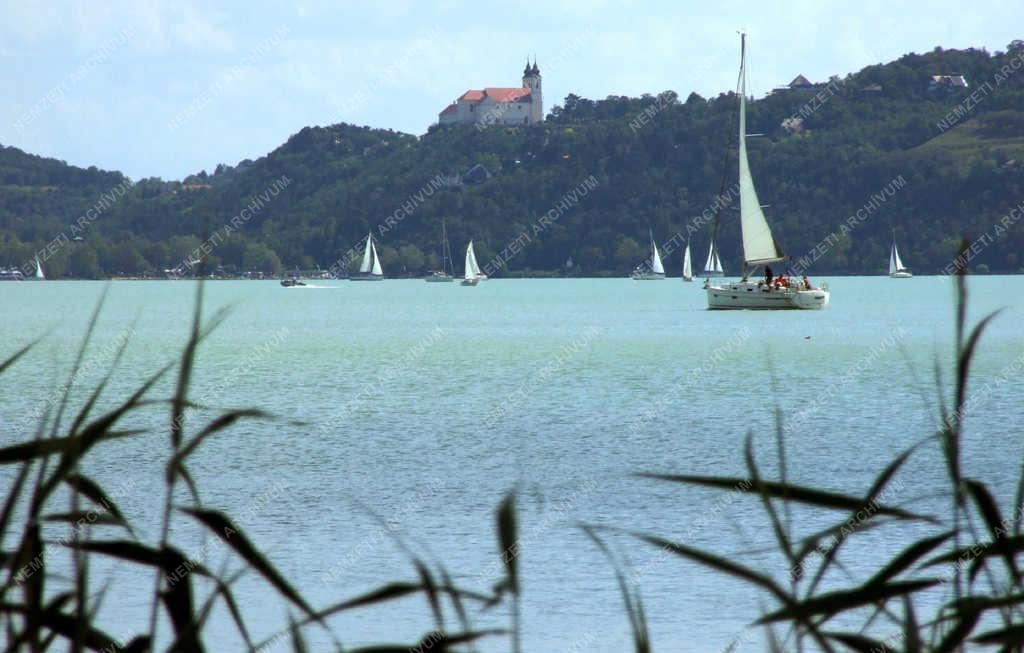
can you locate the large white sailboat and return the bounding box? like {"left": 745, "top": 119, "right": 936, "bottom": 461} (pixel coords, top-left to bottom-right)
{"left": 702, "top": 241, "right": 724, "bottom": 277}
{"left": 705, "top": 32, "right": 829, "bottom": 311}
{"left": 350, "top": 231, "right": 384, "bottom": 280}
{"left": 462, "top": 240, "right": 484, "bottom": 286}
{"left": 889, "top": 231, "right": 912, "bottom": 278}
{"left": 682, "top": 242, "right": 694, "bottom": 282}
{"left": 632, "top": 230, "right": 666, "bottom": 280}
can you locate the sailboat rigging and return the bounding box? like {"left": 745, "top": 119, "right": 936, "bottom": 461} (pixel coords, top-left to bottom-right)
{"left": 889, "top": 230, "right": 912, "bottom": 278}
{"left": 462, "top": 240, "right": 483, "bottom": 286}
{"left": 350, "top": 231, "right": 385, "bottom": 280}
{"left": 632, "top": 229, "right": 667, "bottom": 280}
{"left": 705, "top": 32, "right": 830, "bottom": 310}
{"left": 425, "top": 218, "right": 455, "bottom": 282}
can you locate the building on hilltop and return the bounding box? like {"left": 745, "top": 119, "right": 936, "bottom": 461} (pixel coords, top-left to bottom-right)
{"left": 438, "top": 60, "right": 543, "bottom": 127}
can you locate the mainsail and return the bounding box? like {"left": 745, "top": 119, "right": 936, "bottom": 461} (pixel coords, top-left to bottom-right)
{"left": 359, "top": 232, "right": 374, "bottom": 273}
{"left": 34, "top": 256, "right": 44, "bottom": 279}
{"left": 370, "top": 240, "right": 383, "bottom": 276}
{"left": 464, "top": 240, "right": 481, "bottom": 280}
{"left": 889, "top": 242, "right": 905, "bottom": 274}
{"left": 650, "top": 232, "right": 665, "bottom": 275}
{"left": 682, "top": 243, "right": 693, "bottom": 279}
{"left": 703, "top": 241, "right": 724, "bottom": 275}
{"left": 737, "top": 33, "right": 784, "bottom": 267}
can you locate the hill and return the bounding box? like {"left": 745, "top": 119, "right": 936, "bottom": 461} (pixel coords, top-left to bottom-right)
{"left": 1, "top": 42, "right": 1023, "bottom": 278}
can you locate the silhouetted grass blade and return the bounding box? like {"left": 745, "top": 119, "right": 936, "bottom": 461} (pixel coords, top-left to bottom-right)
{"left": 631, "top": 531, "right": 789, "bottom": 603}
{"left": 639, "top": 474, "right": 929, "bottom": 521}
{"left": 756, "top": 580, "right": 941, "bottom": 624}
{"left": 581, "top": 525, "right": 650, "bottom": 653}
{"left": 289, "top": 614, "right": 309, "bottom": 653}
{"left": 821, "top": 631, "right": 890, "bottom": 652}
{"left": 178, "top": 507, "right": 315, "bottom": 617}
{"left": 63, "top": 474, "right": 130, "bottom": 530}
{"left": 965, "top": 479, "right": 1021, "bottom": 583}
{"left": 863, "top": 531, "right": 954, "bottom": 588}
{"left": 0, "top": 432, "right": 136, "bottom": 465}
{"left": 167, "top": 409, "right": 267, "bottom": 484}
{"left": 971, "top": 623, "right": 1024, "bottom": 646}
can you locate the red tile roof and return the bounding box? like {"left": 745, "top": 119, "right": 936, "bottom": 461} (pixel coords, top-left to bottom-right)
{"left": 455, "top": 87, "right": 532, "bottom": 103}
{"left": 483, "top": 87, "right": 532, "bottom": 102}
{"left": 440, "top": 103, "right": 457, "bottom": 115}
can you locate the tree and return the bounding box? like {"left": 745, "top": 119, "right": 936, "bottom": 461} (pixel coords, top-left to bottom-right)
{"left": 241, "top": 243, "right": 282, "bottom": 274}
{"left": 397, "top": 244, "right": 426, "bottom": 274}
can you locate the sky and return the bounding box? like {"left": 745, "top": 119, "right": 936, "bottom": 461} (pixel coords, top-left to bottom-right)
{"left": 0, "top": 0, "right": 1020, "bottom": 180}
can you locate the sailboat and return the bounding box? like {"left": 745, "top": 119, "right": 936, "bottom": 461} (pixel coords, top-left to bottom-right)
{"left": 701, "top": 241, "right": 724, "bottom": 277}
{"left": 631, "top": 230, "right": 666, "bottom": 280}
{"left": 33, "top": 256, "right": 45, "bottom": 280}
{"left": 350, "top": 231, "right": 384, "bottom": 280}
{"left": 705, "top": 32, "right": 829, "bottom": 310}
{"left": 462, "top": 240, "right": 483, "bottom": 286}
{"left": 889, "top": 230, "right": 912, "bottom": 278}
{"left": 425, "top": 218, "right": 455, "bottom": 282}
{"left": 682, "top": 241, "right": 694, "bottom": 282}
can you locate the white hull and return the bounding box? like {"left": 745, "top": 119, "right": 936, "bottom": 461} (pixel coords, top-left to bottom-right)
{"left": 889, "top": 271, "right": 912, "bottom": 278}
{"left": 706, "top": 280, "right": 829, "bottom": 310}
{"left": 349, "top": 274, "right": 384, "bottom": 281}
{"left": 631, "top": 272, "right": 666, "bottom": 280}
{"left": 682, "top": 277, "right": 694, "bottom": 282}
{"left": 461, "top": 277, "right": 480, "bottom": 286}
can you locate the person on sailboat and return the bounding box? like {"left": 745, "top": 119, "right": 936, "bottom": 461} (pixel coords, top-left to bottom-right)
{"left": 764, "top": 266, "right": 774, "bottom": 287}
{"left": 802, "top": 275, "right": 812, "bottom": 290}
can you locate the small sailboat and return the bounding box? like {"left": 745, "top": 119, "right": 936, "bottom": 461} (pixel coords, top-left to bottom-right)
{"left": 681, "top": 242, "right": 694, "bottom": 282}
{"left": 34, "top": 256, "right": 45, "bottom": 280}
{"left": 705, "top": 32, "right": 829, "bottom": 310}
{"left": 701, "top": 241, "right": 724, "bottom": 277}
{"left": 631, "top": 230, "right": 666, "bottom": 280}
{"left": 889, "top": 231, "right": 912, "bottom": 278}
{"left": 462, "top": 240, "right": 483, "bottom": 286}
{"left": 350, "top": 231, "right": 384, "bottom": 280}
{"left": 425, "top": 218, "right": 455, "bottom": 282}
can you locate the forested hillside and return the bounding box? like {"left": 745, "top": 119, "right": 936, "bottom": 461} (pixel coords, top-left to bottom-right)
{"left": 1, "top": 43, "right": 1023, "bottom": 278}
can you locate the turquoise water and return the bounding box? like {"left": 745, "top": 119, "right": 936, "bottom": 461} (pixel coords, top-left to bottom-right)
{"left": 1, "top": 277, "right": 1022, "bottom": 651}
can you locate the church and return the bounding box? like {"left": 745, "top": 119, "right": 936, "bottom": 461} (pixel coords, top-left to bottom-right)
{"left": 438, "top": 60, "right": 543, "bottom": 126}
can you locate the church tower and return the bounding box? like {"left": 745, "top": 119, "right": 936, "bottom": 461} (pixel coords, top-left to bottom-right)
{"left": 522, "top": 59, "right": 542, "bottom": 124}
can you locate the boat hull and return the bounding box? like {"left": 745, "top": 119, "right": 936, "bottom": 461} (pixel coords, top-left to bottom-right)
{"left": 631, "top": 273, "right": 666, "bottom": 280}
{"left": 706, "top": 281, "right": 829, "bottom": 310}
{"left": 424, "top": 273, "right": 454, "bottom": 282}
{"left": 349, "top": 274, "right": 384, "bottom": 281}
{"left": 461, "top": 278, "right": 480, "bottom": 286}
{"left": 889, "top": 271, "right": 913, "bottom": 278}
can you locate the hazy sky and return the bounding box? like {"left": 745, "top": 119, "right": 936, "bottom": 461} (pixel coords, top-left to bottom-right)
{"left": 1, "top": 0, "right": 1020, "bottom": 180}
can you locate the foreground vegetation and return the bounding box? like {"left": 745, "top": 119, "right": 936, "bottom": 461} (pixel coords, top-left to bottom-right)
{"left": 2, "top": 255, "right": 1024, "bottom": 651}
{"left": 2, "top": 44, "right": 1024, "bottom": 278}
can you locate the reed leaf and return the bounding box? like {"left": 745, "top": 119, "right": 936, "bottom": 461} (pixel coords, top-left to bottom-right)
{"left": 640, "top": 474, "right": 928, "bottom": 521}
{"left": 964, "top": 479, "right": 1021, "bottom": 583}
{"left": 756, "top": 580, "right": 941, "bottom": 624}
{"left": 166, "top": 409, "right": 267, "bottom": 484}
{"left": 178, "top": 507, "right": 315, "bottom": 617}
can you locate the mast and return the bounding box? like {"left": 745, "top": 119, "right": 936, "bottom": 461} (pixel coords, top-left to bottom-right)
{"left": 736, "top": 31, "right": 785, "bottom": 275}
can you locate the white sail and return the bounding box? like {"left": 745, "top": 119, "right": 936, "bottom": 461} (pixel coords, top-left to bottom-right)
{"left": 464, "top": 240, "right": 481, "bottom": 279}
{"left": 737, "top": 34, "right": 784, "bottom": 266}
{"left": 359, "top": 232, "right": 373, "bottom": 273}
{"left": 370, "top": 240, "right": 383, "bottom": 276}
{"left": 682, "top": 243, "right": 693, "bottom": 279}
{"left": 650, "top": 238, "right": 665, "bottom": 275}
{"left": 703, "top": 241, "right": 724, "bottom": 274}
{"left": 34, "top": 256, "right": 44, "bottom": 279}
{"left": 890, "top": 240, "right": 905, "bottom": 274}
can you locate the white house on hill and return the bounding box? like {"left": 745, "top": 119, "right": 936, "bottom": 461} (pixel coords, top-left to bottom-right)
{"left": 438, "top": 60, "right": 543, "bottom": 127}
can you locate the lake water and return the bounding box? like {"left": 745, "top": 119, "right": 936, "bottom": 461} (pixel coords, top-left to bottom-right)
{"left": 1, "top": 277, "right": 1022, "bottom": 651}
